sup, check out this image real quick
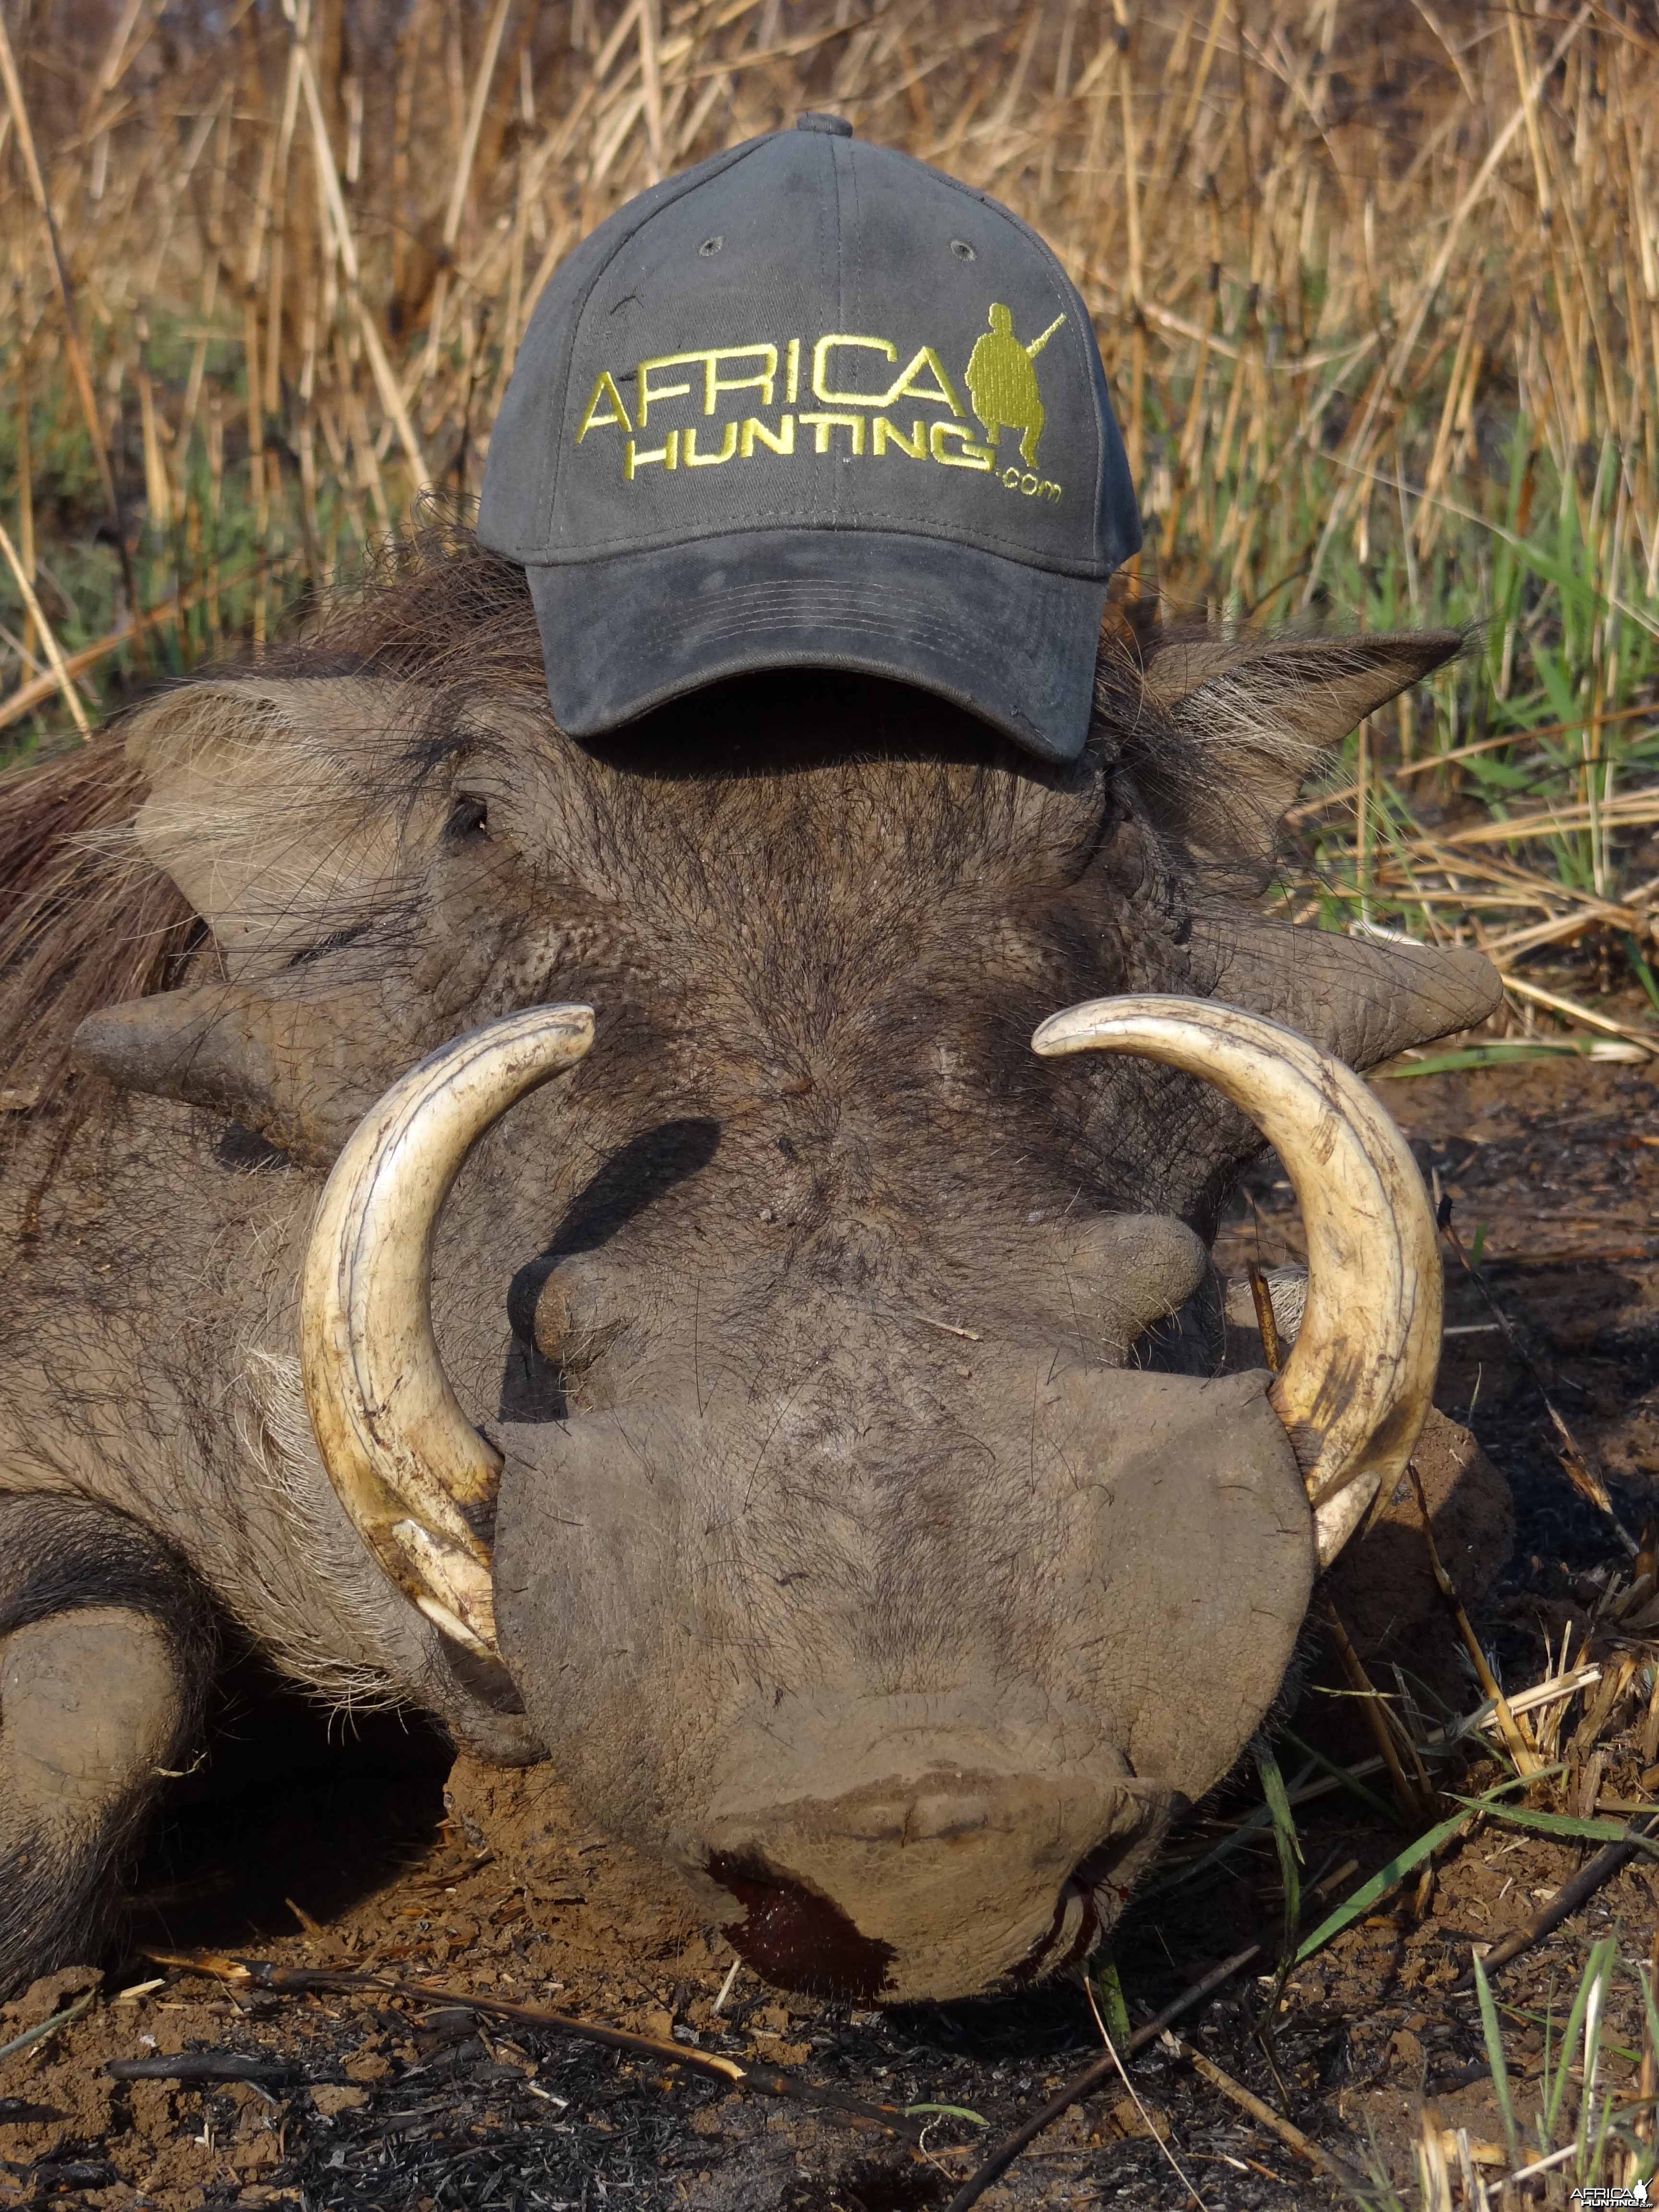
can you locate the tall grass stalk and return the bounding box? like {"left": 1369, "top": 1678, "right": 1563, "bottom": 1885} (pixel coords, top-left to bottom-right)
{"left": 3, "top": 1, "right": 1657, "bottom": 1008}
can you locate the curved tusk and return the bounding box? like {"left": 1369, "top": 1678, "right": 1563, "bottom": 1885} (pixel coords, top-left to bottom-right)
{"left": 300, "top": 1005, "right": 595, "bottom": 1654}
{"left": 1031, "top": 996, "right": 1439, "bottom": 1569}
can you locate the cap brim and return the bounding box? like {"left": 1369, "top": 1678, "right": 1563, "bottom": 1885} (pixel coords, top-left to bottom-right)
{"left": 522, "top": 530, "right": 1109, "bottom": 765}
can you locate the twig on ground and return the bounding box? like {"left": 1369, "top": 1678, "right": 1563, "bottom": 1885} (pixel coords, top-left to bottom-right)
{"left": 1503, "top": 973, "right": 1659, "bottom": 1056}
{"left": 1125, "top": 1942, "right": 1267, "bottom": 2053}
{"left": 108, "top": 2052, "right": 299, "bottom": 2083}
{"left": 942, "top": 2050, "right": 1122, "bottom": 2212}
{"left": 142, "top": 1950, "right": 919, "bottom": 2140}
{"left": 1452, "top": 1813, "right": 1659, "bottom": 1985}
{"left": 1084, "top": 1983, "right": 1211, "bottom": 2211}
{"left": 0, "top": 1990, "right": 96, "bottom": 2070}
{"left": 943, "top": 1839, "right": 1377, "bottom": 2212}
{"left": 1247, "top": 1261, "right": 1283, "bottom": 1373}
{"left": 1161, "top": 2031, "right": 1367, "bottom": 2191}
{"left": 1406, "top": 1459, "right": 1541, "bottom": 1776}
{"left": 1321, "top": 1598, "right": 1437, "bottom": 1825}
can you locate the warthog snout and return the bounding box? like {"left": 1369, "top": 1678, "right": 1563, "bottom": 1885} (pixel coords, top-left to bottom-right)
{"left": 701, "top": 1767, "right": 1168, "bottom": 2004}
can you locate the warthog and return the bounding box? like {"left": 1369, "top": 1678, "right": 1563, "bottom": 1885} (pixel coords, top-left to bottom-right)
{"left": 0, "top": 537, "right": 1499, "bottom": 2004}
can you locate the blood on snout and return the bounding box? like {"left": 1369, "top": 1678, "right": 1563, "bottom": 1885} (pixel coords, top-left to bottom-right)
{"left": 707, "top": 1850, "right": 897, "bottom": 2006}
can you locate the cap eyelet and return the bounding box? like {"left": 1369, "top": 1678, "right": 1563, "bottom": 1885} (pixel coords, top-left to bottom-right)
{"left": 698, "top": 235, "right": 723, "bottom": 257}
{"left": 950, "top": 239, "right": 976, "bottom": 262}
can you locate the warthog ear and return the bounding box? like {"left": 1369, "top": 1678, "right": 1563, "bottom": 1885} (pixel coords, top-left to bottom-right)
{"left": 125, "top": 676, "right": 439, "bottom": 982}
{"left": 71, "top": 678, "right": 454, "bottom": 1164}
{"left": 1131, "top": 628, "right": 1465, "bottom": 870}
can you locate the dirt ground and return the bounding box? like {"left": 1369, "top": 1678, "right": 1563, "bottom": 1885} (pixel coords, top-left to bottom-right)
{"left": 5, "top": 1045, "right": 1659, "bottom": 2212}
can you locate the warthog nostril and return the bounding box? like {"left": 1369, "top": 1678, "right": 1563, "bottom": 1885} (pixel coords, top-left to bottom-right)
{"left": 707, "top": 1851, "right": 897, "bottom": 2005}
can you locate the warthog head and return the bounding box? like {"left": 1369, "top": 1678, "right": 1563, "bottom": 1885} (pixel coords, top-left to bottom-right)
{"left": 74, "top": 543, "right": 1498, "bottom": 2003}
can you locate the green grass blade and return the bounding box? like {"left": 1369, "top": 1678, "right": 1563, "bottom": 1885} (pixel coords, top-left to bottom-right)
{"left": 1274, "top": 1724, "right": 1399, "bottom": 1823}
{"left": 1639, "top": 1963, "right": 1659, "bottom": 2085}
{"left": 0, "top": 1990, "right": 94, "bottom": 2068}
{"left": 1294, "top": 1810, "right": 1468, "bottom": 1964}
{"left": 1294, "top": 1771, "right": 1558, "bottom": 1968}
{"left": 1547, "top": 1948, "right": 1605, "bottom": 2140}
{"left": 1142, "top": 1755, "right": 1318, "bottom": 1895}
{"left": 1626, "top": 935, "right": 1659, "bottom": 1016}
{"left": 1584, "top": 1936, "right": 1617, "bottom": 2101}
{"left": 1087, "top": 1949, "right": 1133, "bottom": 2049}
{"left": 1257, "top": 1739, "right": 1302, "bottom": 1972}
{"left": 1377, "top": 1043, "right": 1603, "bottom": 1077}
{"left": 1474, "top": 1951, "right": 1521, "bottom": 2167}
{"left": 1449, "top": 1797, "right": 1659, "bottom": 1852}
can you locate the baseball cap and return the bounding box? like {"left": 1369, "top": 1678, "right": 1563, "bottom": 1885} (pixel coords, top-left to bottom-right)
{"left": 479, "top": 112, "right": 1142, "bottom": 764}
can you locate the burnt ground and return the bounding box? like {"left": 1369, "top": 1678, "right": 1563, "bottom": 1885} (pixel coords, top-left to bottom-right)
{"left": 6, "top": 1048, "right": 1659, "bottom": 2212}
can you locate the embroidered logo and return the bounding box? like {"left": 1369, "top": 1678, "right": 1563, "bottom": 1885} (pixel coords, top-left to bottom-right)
{"left": 572, "top": 311, "right": 1067, "bottom": 505}
{"left": 965, "top": 306, "right": 1065, "bottom": 469}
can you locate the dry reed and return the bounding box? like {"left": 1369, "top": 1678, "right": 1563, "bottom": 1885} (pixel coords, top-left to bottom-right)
{"left": 3, "top": 0, "right": 1658, "bottom": 1039}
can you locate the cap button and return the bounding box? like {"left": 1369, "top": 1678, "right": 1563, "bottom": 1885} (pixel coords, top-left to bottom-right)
{"left": 796, "top": 111, "right": 853, "bottom": 136}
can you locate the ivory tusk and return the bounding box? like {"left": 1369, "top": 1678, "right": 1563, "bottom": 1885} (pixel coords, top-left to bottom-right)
{"left": 300, "top": 1005, "right": 595, "bottom": 1651}
{"left": 392, "top": 1521, "right": 502, "bottom": 1659}
{"left": 1031, "top": 996, "right": 1439, "bottom": 1569}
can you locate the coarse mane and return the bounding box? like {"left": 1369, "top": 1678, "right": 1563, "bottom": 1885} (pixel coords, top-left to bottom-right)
{"left": 0, "top": 517, "right": 1289, "bottom": 1162}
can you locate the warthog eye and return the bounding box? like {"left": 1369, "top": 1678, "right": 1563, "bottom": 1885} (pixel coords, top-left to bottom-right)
{"left": 446, "top": 797, "right": 489, "bottom": 841}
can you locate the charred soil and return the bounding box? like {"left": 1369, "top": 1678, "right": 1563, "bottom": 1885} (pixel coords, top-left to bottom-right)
{"left": 5, "top": 1051, "right": 1659, "bottom": 2211}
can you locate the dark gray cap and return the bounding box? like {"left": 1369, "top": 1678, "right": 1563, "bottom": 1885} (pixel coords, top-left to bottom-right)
{"left": 479, "top": 114, "right": 1142, "bottom": 763}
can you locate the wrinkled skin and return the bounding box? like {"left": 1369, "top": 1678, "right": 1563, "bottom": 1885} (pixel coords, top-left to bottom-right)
{"left": 0, "top": 555, "right": 1501, "bottom": 2003}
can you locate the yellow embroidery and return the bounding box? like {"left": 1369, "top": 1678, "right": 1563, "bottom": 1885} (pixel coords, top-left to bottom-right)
{"left": 576, "top": 317, "right": 1062, "bottom": 498}
{"left": 998, "top": 463, "right": 1061, "bottom": 501}
{"left": 872, "top": 417, "right": 926, "bottom": 457}
{"left": 964, "top": 306, "right": 1064, "bottom": 468}
{"left": 625, "top": 431, "right": 680, "bottom": 476}
{"left": 709, "top": 345, "right": 778, "bottom": 412}
{"left": 812, "top": 335, "right": 898, "bottom": 405}
{"left": 638, "top": 346, "right": 777, "bottom": 422}
{"left": 740, "top": 414, "right": 795, "bottom": 456}
{"left": 879, "top": 346, "right": 965, "bottom": 416}
{"left": 930, "top": 421, "right": 993, "bottom": 470}
{"left": 577, "top": 370, "right": 633, "bottom": 440}
{"left": 684, "top": 422, "right": 739, "bottom": 466}
{"left": 798, "top": 411, "right": 866, "bottom": 455}
{"left": 637, "top": 358, "right": 693, "bottom": 425}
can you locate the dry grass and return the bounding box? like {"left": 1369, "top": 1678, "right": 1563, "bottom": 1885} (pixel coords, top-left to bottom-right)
{"left": 2, "top": 0, "right": 1659, "bottom": 1044}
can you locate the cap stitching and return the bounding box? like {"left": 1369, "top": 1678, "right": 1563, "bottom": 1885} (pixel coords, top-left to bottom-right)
{"left": 644, "top": 612, "right": 1047, "bottom": 679}
{"left": 831, "top": 132, "right": 850, "bottom": 528}
{"left": 540, "top": 132, "right": 778, "bottom": 552}
{"left": 532, "top": 506, "right": 1113, "bottom": 577}
{"left": 855, "top": 145, "right": 1113, "bottom": 567}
